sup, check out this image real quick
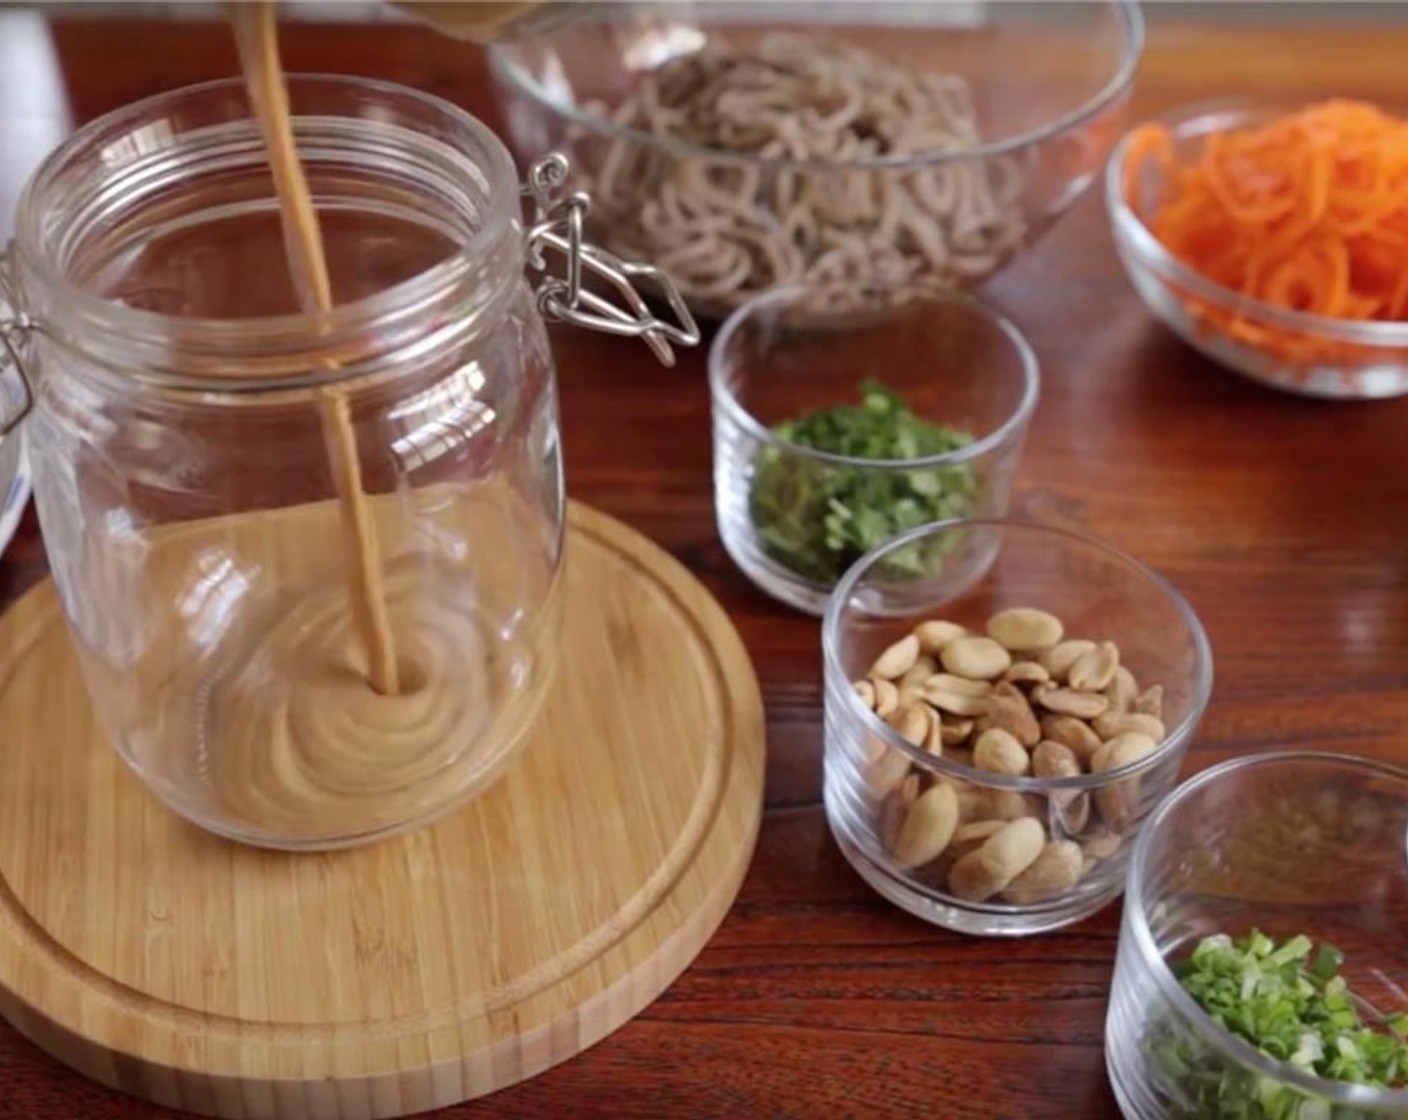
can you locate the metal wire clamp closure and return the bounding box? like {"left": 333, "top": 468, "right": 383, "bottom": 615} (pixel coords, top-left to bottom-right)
{"left": 0, "top": 247, "right": 33, "bottom": 438}
{"left": 523, "top": 153, "right": 700, "bottom": 367}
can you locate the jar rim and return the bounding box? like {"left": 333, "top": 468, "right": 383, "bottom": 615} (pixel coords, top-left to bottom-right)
{"left": 12, "top": 73, "right": 521, "bottom": 388}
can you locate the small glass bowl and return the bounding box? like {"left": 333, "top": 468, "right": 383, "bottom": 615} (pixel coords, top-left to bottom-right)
{"left": 710, "top": 284, "right": 1039, "bottom": 616}
{"left": 1107, "top": 752, "right": 1408, "bottom": 1119}
{"left": 822, "top": 518, "right": 1213, "bottom": 937}
{"left": 1107, "top": 100, "right": 1408, "bottom": 400}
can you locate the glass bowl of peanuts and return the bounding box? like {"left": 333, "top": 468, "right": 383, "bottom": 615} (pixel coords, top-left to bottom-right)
{"left": 822, "top": 518, "right": 1213, "bottom": 936}
{"left": 487, "top": 0, "right": 1144, "bottom": 321}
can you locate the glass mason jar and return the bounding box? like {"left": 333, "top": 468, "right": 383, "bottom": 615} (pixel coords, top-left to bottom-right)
{"left": 1, "top": 75, "right": 694, "bottom": 850}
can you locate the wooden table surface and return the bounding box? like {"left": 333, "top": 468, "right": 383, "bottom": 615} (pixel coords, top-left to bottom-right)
{"left": 2, "top": 13, "right": 1408, "bottom": 1120}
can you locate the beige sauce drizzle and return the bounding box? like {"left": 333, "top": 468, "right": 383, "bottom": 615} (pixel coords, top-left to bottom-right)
{"left": 230, "top": 1, "right": 400, "bottom": 696}
{"left": 165, "top": 1, "right": 557, "bottom": 841}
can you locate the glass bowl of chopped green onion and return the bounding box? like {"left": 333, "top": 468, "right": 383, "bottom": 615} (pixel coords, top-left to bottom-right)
{"left": 709, "top": 283, "right": 1039, "bottom": 615}
{"left": 1108, "top": 751, "right": 1408, "bottom": 1119}
{"left": 822, "top": 518, "right": 1212, "bottom": 937}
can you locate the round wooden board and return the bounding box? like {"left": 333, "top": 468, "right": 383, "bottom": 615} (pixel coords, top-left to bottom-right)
{"left": 0, "top": 501, "right": 765, "bottom": 1120}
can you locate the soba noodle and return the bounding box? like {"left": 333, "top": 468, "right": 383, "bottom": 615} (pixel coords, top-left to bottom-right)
{"left": 578, "top": 34, "right": 1028, "bottom": 313}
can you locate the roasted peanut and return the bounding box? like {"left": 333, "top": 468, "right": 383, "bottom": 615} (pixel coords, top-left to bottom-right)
{"left": 1069, "top": 641, "right": 1120, "bottom": 692}
{"left": 886, "top": 703, "right": 930, "bottom": 748}
{"left": 1091, "top": 732, "right": 1158, "bottom": 773}
{"left": 1003, "top": 661, "right": 1052, "bottom": 687}
{"left": 930, "top": 818, "right": 1006, "bottom": 879}
{"left": 940, "top": 636, "right": 1013, "bottom": 681}
{"left": 865, "top": 734, "right": 912, "bottom": 798}
{"left": 955, "top": 788, "right": 988, "bottom": 822}
{"left": 1033, "top": 685, "right": 1109, "bottom": 720}
{"left": 922, "top": 708, "right": 945, "bottom": 755}
{"left": 1031, "top": 740, "right": 1088, "bottom": 834}
{"left": 1091, "top": 732, "right": 1158, "bottom": 832}
{"left": 1001, "top": 839, "right": 1084, "bottom": 903}
{"left": 986, "top": 607, "right": 1064, "bottom": 653}
{"left": 921, "top": 685, "right": 992, "bottom": 718}
{"left": 879, "top": 773, "right": 920, "bottom": 851}
{"left": 892, "top": 782, "right": 960, "bottom": 868}
{"left": 899, "top": 654, "right": 940, "bottom": 690}
{"left": 950, "top": 819, "right": 1008, "bottom": 852}
{"left": 924, "top": 673, "right": 993, "bottom": 698}
{"left": 983, "top": 816, "right": 1046, "bottom": 868}
{"left": 946, "top": 853, "right": 997, "bottom": 901}
{"left": 973, "top": 728, "right": 1030, "bottom": 776}
{"left": 1040, "top": 639, "right": 1096, "bottom": 682}
{"left": 974, "top": 681, "right": 1041, "bottom": 747}
{"left": 1092, "top": 712, "right": 1166, "bottom": 742}
{"left": 939, "top": 716, "right": 975, "bottom": 746}
{"left": 871, "top": 634, "right": 921, "bottom": 680}
{"left": 913, "top": 619, "right": 966, "bottom": 654}
{"left": 1104, "top": 665, "right": 1138, "bottom": 713}
{"left": 1090, "top": 777, "right": 1146, "bottom": 835}
{"left": 1032, "top": 740, "right": 1081, "bottom": 780}
{"left": 1039, "top": 714, "right": 1104, "bottom": 764}
{"left": 947, "top": 817, "right": 1046, "bottom": 901}
{"left": 957, "top": 786, "right": 1040, "bottom": 823}
{"left": 854, "top": 679, "right": 876, "bottom": 709}
{"left": 872, "top": 678, "right": 899, "bottom": 718}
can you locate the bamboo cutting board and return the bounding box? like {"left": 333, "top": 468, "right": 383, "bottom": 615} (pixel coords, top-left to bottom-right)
{"left": 0, "top": 501, "right": 765, "bottom": 1119}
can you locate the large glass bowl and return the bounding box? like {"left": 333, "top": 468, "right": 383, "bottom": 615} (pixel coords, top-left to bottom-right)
{"left": 822, "top": 518, "right": 1213, "bottom": 936}
{"left": 1108, "top": 100, "right": 1408, "bottom": 400}
{"left": 1107, "top": 752, "right": 1408, "bottom": 1119}
{"left": 489, "top": 0, "right": 1144, "bottom": 320}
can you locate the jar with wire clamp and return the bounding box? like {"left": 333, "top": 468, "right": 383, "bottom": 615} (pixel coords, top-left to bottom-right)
{"left": 0, "top": 74, "right": 698, "bottom": 850}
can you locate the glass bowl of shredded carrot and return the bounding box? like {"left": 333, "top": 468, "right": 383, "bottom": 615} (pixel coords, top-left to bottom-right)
{"left": 1107, "top": 98, "right": 1408, "bottom": 399}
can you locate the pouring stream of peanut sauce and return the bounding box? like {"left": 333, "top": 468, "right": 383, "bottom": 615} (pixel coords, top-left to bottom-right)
{"left": 174, "top": 1, "right": 552, "bottom": 840}
{"left": 229, "top": 0, "right": 400, "bottom": 696}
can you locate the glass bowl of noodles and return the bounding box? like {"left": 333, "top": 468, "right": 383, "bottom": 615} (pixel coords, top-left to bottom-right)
{"left": 487, "top": 0, "right": 1144, "bottom": 320}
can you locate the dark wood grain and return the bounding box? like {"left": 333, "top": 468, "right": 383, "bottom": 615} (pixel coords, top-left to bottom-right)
{"left": 2, "top": 13, "right": 1408, "bottom": 1120}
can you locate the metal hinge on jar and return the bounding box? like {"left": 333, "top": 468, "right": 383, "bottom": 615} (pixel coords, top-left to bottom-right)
{"left": 0, "top": 246, "right": 34, "bottom": 438}
{"left": 522, "top": 153, "right": 700, "bottom": 367}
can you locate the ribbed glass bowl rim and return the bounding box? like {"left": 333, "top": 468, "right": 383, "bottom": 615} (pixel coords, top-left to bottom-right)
{"left": 487, "top": 0, "right": 1145, "bottom": 174}
{"left": 1124, "top": 750, "right": 1408, "bottom": 1109}
{"left": 1105, "top": 97, "right": 1408, "bottom": 348}
{"left": 708, "top": 284, "right": 1040, "bottom": 470}
{"left": 820, "top": 516, "right": 1214, "bottom": 792}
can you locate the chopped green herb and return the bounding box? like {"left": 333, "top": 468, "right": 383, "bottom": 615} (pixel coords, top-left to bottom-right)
{"left": 748, "top": 380, "right": 977, "bottom": 584}
{"left": 1145, "top": 930, "right": 1408, "bottom": 1119}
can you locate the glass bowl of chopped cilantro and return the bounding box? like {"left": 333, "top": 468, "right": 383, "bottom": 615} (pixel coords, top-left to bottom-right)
{"left": 709, "top": 283, "right": 1039, "bottom": 614}
{"left": 1108, "top": 751, "right": 1408, "bottom": 1119}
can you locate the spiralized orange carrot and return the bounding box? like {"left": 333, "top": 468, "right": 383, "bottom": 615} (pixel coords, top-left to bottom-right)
{"left": 1125, "top": 101, "right": 1408, "bottom": 376}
